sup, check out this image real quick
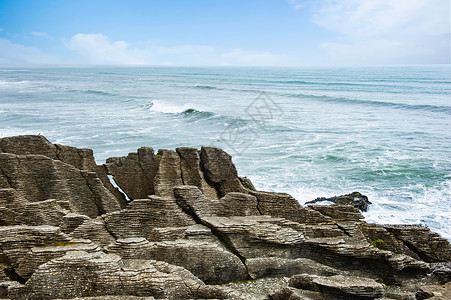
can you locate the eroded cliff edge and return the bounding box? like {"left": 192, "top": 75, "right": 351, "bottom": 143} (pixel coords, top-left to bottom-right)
{"left": 0, "top": 135, "right": 450, "bottom": 299}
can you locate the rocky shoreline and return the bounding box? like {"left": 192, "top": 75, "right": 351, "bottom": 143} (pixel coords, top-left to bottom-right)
{"left": 0, "top": 135, "right": 450, "bottom": 299}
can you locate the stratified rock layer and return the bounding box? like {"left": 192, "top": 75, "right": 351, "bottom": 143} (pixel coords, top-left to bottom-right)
{"left": 0, "top": 135, "right": 450, "bottom": 300}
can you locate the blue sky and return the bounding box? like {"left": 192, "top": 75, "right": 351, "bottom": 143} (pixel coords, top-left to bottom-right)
{"left": 0, "top": 0, "right": 449, "bottom": 66}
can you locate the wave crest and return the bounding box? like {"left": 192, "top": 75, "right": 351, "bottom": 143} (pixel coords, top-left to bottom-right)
{"left": 181, "top": 108, "right": 215, "bottom": 118}
{"left": 150, "top": 101, "right": 215, "bottom": 119}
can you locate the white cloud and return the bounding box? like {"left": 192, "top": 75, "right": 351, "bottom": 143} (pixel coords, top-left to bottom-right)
{"left": 320, "top": 36, "right": 449, "bottom": 65}
{"left": 67, "top": 33, "right": 148, "bottom": 64}
{"left": 0, "top": 38, "right": 57, "bottom": 64}
{"left": 31, "top": 32, "right": 53, "bottom": 39}
{"left": 288, "top": 0, "right": 303, "bottom": 10}
{"left": 66, "top": 33, "right": 286, "bottom": 66}
{"left": 311, "top": 0, "right": 450, "bottom": 64}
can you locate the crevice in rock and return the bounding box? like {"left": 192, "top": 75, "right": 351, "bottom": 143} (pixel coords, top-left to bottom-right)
{"left": 102, "top": 217, "right": 119, "bottom": 240}
{"left": 254, "top": 194, "right": 263, "bottom": 215}
{"left": 4, "top": 266, "right": 26, "bottom": 284}
{"left": 401, "top": 241, "right": 428, "bottom": 262}
{"left": 0, "top": 162, "right": 13, "bottom": 188}
{"left": 336, "top": 223, "right": 353, "bottom": 238}
{"left": 183, "top": 281, "right": 195, "bottom": 298}
{"left": 177, "top": 152, "right": 186, "bottom": 186}
{"left": 384, "top": 229, "right": 426, "bottom": 262}
{"left": 138, "top": 149, "right": 158, "bottom": 196}
{"left": 199, "top": 155, "right": 222, "bottom": 198}
{"left": 80, "top": 171, "right": 103, "bottom": 216}
{"left": 174, "top": 196, "right": 202, "bottom": 225}
{"left": 207, "top": 225, "right": 248, "bottom": 266}
{"left": 1, "top": 251, "right": 26, "bottom": 284}
{"left": 100, "top": 164, "right": 129, "bottom": 208}
{"left": 54, "top": 144, "right": 64, "bottom": 162}
{"left": 107, "top": 174, "right": 130, "bottom": 202}
{"left": 174, "top": 197, "right": 251, "bottom": 280}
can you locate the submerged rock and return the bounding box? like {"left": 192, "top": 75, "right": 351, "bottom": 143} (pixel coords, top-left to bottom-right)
{"left": 0, "top": 135, "right": 450, "bottom": 299}
{"left": 306, "top": 191, "right": 371, "bottom": 212}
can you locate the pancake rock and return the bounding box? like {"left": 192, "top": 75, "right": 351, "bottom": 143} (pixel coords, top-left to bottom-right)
{"left": 0, "top": 135, "right": 450, "bottom": 299}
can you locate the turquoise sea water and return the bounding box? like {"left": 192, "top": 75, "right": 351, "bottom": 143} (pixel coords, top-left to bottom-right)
{"left": 1, "top": 65, "right": 450, "bottom": 239}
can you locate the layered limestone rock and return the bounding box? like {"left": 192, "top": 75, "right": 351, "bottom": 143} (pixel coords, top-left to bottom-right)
{"left": 289, "top": 274, "right": 385, "bottom": 299}
{"left": 383, "top": 224, "right": 451, "bottom": 262}
{"left": 69, "top": 218, "right": 116, "bottom": 248}
{"left": 174, "top": 185, "right": 260, "bottom": 218}
{"left": 251, "top": 190, "right": 332, "bottom": 224}
{"left": 10, "top": 251, "right": 203, "bottom": 299}
{"left": 0, "top": 135, "right": 124, "bottom": 220}
{"left": 105, "top": 147, "right": 159, "bottom": 199}
{"left": 103, "top": 196, "right": 196, "bottom": 240}
{"left": 199, "top": 147, "right": 248, "bottom": 196}
{"left": 106, "top": 238, "right": 248, "bottom": 284}
{"left": 104, "top": 146, "right": 240, "bottom": 201}
{"left": 0, "top": 135, "right": 450, "bottom": 300}
{"left": 9, "top": 250, "right": 253, "bottom": 300}
{"left": 176, "top": 147, "right": 219, "bottom": 199}
{"left": 0, "top": 135, "right": 126, "bottom": 208}
{"left": 15, "top": 239, "right": 100, "bottom": 280}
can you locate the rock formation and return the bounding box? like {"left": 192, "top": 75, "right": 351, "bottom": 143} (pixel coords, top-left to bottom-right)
{"left": 306, "top": 191, "right": 371, "bottom": 212}
{"left": 0, "top": 135, "right": 450, "bottom": 299}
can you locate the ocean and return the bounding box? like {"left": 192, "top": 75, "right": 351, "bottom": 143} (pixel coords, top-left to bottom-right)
{"left": 1, "top": 65, "right": 450, "bottom": 240}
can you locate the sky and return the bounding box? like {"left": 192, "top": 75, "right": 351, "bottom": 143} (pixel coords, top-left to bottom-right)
{"left": 0, "top": 0, "right": 450, "bottom": 66}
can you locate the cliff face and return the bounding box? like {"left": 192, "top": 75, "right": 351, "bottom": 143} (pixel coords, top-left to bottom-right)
{"left": 0, "top": 135, "right": 450, "bottom": 300}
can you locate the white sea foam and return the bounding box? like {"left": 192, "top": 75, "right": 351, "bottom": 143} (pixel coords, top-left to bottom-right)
{"left": 0, "top": 80, "right": 31, "bottom": 86}
{"left": 0, "top": 69, "right": 29, "bottom": 72}
{"left": 0, "top": 128, "right": 42, "bottom": 137}
{"left": 150, "top": 100, "right": 197, "bottom": 114}
{"left": 150, "top": 100, "right": 212, "bottom": 115}
{"left": 356, "top": 180, "right": 451, "bottom": 240}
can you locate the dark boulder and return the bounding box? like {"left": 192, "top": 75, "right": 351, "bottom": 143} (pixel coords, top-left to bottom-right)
{"left": 306, "top": 191, "right": 371, "bottom": 212}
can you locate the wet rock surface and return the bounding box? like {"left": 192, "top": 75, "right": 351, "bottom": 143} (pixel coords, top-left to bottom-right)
{"left": 306, "top": 191, "right": 371, "bottom": 212}
{"left": 0, "top": 135, "right": 450, "bottom": 299}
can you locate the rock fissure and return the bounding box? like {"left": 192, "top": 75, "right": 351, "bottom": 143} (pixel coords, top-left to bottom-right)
{"left": 109, "top": 174, "right": 131, "bottom": 202}
{"left": 387, "top": 231, "right": 424, "bottom": 261}
{"left": 102, "top": 218, "right": 120, "bottom": 240}
{"left": 4, "top": 266, "right": 26, "bottom": 284}
{"left": 255, "top": 196, "right": 263, "bottom": 216}
{"left": 0, "top": 162, "right": 13, "bottom": 188}
{"left": 182, "top": 281, "right": 195, "bottom": 298}
{"left": 53, "top": 144, "right": 64, "bottom": 162}
{"left": 79, "top": 171, "right": 103, "bottom": 216}
{"left": 175, "top": 201, "right": 202, "bottom": 225}
{"left": 336, "top": 223, "right": 353, "bottom": 238}
{"left": 173, "top": 192, "right": 251, "bottom": 279}
{"left": 178, "top": 153, "right": 186, "bottom": 186}
{"left": 198, "top": 154, "right": 222, "bottom": 198}
{"left": 207, "top": 225, "right": 252, "bottom": 280}
{"left": 137, "top": 154, "right": 155, "bottom": 191}
{"left": 402, "top": 241, "right": 430, "bottom": 262}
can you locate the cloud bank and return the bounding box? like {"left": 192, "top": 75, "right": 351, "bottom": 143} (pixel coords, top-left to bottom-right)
{"left": 65, "top": 33, "right": 285, "bottom": 66}
{"left": 312, "top": 0, "right": 450, "bottom": 64}
{"left": 0, "top": 38, "right": 57, "bottom": 64}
